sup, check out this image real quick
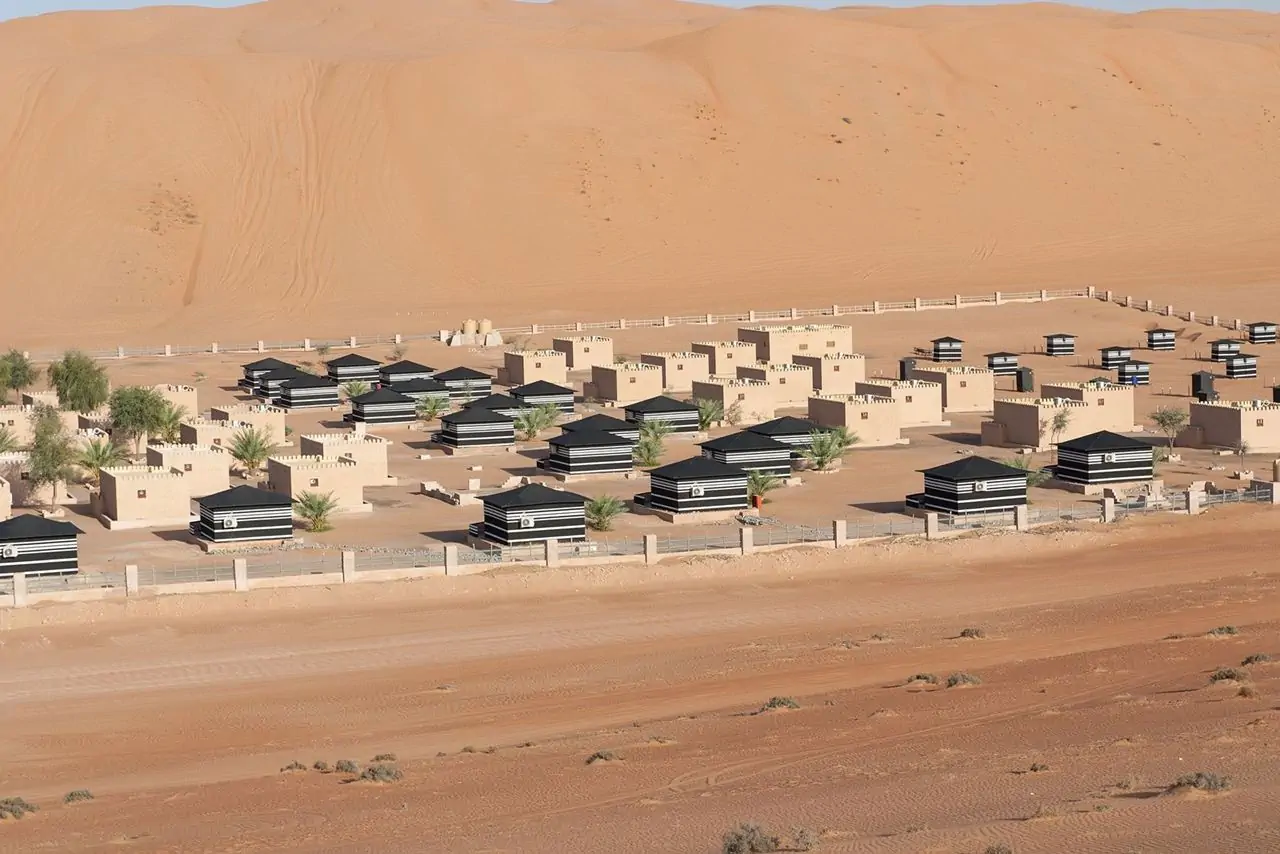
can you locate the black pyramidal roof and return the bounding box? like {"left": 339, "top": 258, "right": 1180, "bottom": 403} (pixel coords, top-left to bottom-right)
{"left": 561, "top": 414, "right": 635, "bottom": 433}
{"left": 1100, "top": 345, "right": 1132, "bottom": 351}
{"left": 747, "top": 416, "right": 819, "bottom": 437}
{"left": 700, "top": 431, "right": 790, "bottom": 452}
{"left": 1147, "top": 328, "right": 1177, "bottom": 335}
{"left": 465, "top": 393, "right": 522, "bottom": 410}
{"left": 548, "top": 428, "right": 634, "bottom": 448}
{"left": 260, "top": 367, "right": 304, "bottom": 381}
{"left": 1211, "top": 338, "right": 1242, "bottom": 346}
{"left": 0, "top": 514, "right": 83, "bottom": 540}
{"left": 242, "top": 357, "right": 294, "bottom": 372}
{"left": 511, "top": 380, "right": 575, "bottom": 397}
{"left": 380, "top": 360, "right": 435, "bottom": 375}
{"left": 283, "top": 374, "right": 339, "bottom": 389}
{"left": 624, "top": 395, "right": 698, "bottom": 414}
{"left": 1246, "top": 320, "right": 1277, "bottom": 328}
{"left": 649, "top": 457, "right": 748, "bottom": 480}
{"left": 441, "top": 406, "right": 514, "bottom": 424}
{"left": 199, "top": 484, "right": 293, "bottom": 510}
{"left": 351, "top": 387, "right": 415, "bottom": 405}
{"left": 985, "top": 351, "right": 1020, "bottom": 358}
{"left": 483, "top": 483, "right": 588, "bottom": 509}
{"left": 326, "top": 353, "right": 382, "bottom": 368}
{"left": 389, "top": 378, "right": 449, "bottom": 394}
{"left": 435, "top": 366, "right": 492, "bottom": 381}
{"left": 1044, "top": 332, "right": 1075, "bottom": 339}
{"left": 932, "top": 336, "right": 964, "bottom": 344}
{"left": 1057, "top": 431, "right": 1151, "bottom": 453}
{"left": 920, "top": 457, "right": 1028, "bottom": 481}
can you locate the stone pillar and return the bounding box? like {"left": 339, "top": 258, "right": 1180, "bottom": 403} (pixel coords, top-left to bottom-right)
{"left": 443, "top": 545, "right": 459, "bottom": 575}
{"left": 925, "top": 513, "right": 940, "bottom": 540}
{"left": 1188, "top": 311, "right": 1196, "bottom": 323}
{"left": 125, "top": 564, "right": 139, "bottom": 596}
{"left": 1087, "top": 286, "right": 1096, "bottom": 298}
{"left": 341, "top": 551, "right": 356, "bottom": 583}
{"left": 1104, "top": 289, "right": 1113, "bottom": 302}
{"left": 1210, "top": 315, "right": 1217, "bottom": 327}
{"left": 739, "top": 526, "right": 754, "bottom": 556}
{"left": 531, "top": 324, "right": 540, "bottom": 334}
{"left": 643, "top": 534, "right": 658, "bottom": 565}
{"left": 872, "top": 301, "right": 882, "bottom": 314}
{"left": 544, "top": 539, "right": 560, "bottom": 568}
{"left": 211, "top": 342, "right": 219, "bottom": 354}
{"left": 233, "top": 558, "right": 248, "bottom": 591}
{"left": 790, "top": 307, "right": 800, "bottom": 320}
{"left": 256, "top": 340, "right": 265, "bottom": 352}
{"left": 1102, "top": 497, "right": 1117, "bottom": 524}
{"left": 11, "top": 573, "right": 27, "bottom": 607}
{"left": 706, "top": 313, "right": 714, "bottom": 325}
{"left": 619, "top": 318, "right": 627, "bottom": 330}
{"left": 831, "top": 304, "right": 840, "bottom": 317}
{"left": 1187, "top": 490, "right": 1203, "bottom": 515}
{"left": 954, "top": 294, "right": 962, "bottom": 308}
{"left": 748, "top": 310, "right": 757, "bottom": 322}
{"left": 663, "top": 316, "right": 671, "bottom": 327}
{"left": 394, "top": 334, "right": 402, "bottom": 345}
{"left": 832, "top": 519, "right": 847, "bottom": 548}
{"left": 1235, "top": 318, "right": 1243, "bottom": 331}
{"left": 994, "top": 291, "right": 1003, "bottom": 305}
{"left": 575, "top": 322, "right": 584, "bottom": 332}
{"left": 914, "top": 297, "right": 923, "bottom": 310}
{"left": 1165, "top": 304, "right": 1174, "bottom": 317}
{"left": 1273, "top": 459, "right": 1280, "bottom": 483}
{"left": 164, "top": 344, "right": 172, "bottom": 357}
{"left": 1039, "top": 289, "right": 1048, "bottom": 302}
{"left": 348, "top": 336, "right": 357, "bottom": 348}
{"left": 303, "top": 338, "right": 311, "bottom": 350}
{"left": 1014, "top": 505, "right": 1030, "bottom": 532}
{"left": 117, "top": 345, "right": 126, "bottom": 359}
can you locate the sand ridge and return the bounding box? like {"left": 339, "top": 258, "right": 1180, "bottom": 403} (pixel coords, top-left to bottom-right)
{"left": 1, "top": 0, "right": 1279, "bottom": 347}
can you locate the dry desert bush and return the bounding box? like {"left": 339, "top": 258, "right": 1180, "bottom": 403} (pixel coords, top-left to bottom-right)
{"left": 1209, "top": 667, "right": 1249, "bottom": 683}
{"left": 1241, "top": 653, "right": 1273, "bottom": 666}
{"left": 359, "top": 763, "right": 403, "bottom": 783}
{"left": 280, "top": 760, "right": 307, "bottom": 773}
{"left": 334, "top": 759, "right": 359, "bottom": 774}
{"left": 946, "top": 672, "right": 982, "bottom": 688}
{"left": 1168, "top": 772, "right": 1231, "bottom": 794}
{"left": 0, "top": 797, "right": 38, "bottom": 820}
{"left": 722, "top": 822, "right": 779, "bottom": 854}
{"left": 959, "top": 627, "right": 986, "bottom": 639}
{"left": 1207, "top": 625, "right": 1239, "bottom": 637}
{"left": 585, "top": 750, "right": 619, "bottom": 765}
{"left": 63, "top": 790, "right": 94, "bottom": 804}
{"left": 759, "top": 696, "right": 801, "bottom": 713}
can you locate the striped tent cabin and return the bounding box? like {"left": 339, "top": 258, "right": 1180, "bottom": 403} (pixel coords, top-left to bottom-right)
{"left": 239, "top": 358, "right": 295, "bottom": 393}
{"left": 0, "top": 515, "right": 83, "bottom": 578}
{"left": 378, "top": 360, "right": 436, "bottom": 386}
{"left": 1043, "top": 333, "right": 1075, "bottom": 357}
{"left": 470, "top": 483, "right": 588, "bottom": 546}
{"left": 438, "top": 407, "right": 515, "bottom": 449}
{"left": 1099, "top": 346, "right": 1132, "bottom": 370}
{"left": 624, "top": 396, "right": 700, "bottom": 433}
{"left": 325, "top": 353, "right": 382, "bottom": 385}
{"left": 907, "top": 457, "right": 1028, "bottom": 516}
{"left": 1054, "top": 431, "right": 1153, "bottom": 487}
{"left": 511, "top": 381, "right": 576, "bottom": 415}
{"left": 1246, "top": 322, "right": 1278, "bottom": 346}
{"left": 1116, "top": 360, "right": 1151, "bottom": 386}
{"left": 1225, "top": 353, "right": 1258, "bottom": 380}
{"left": 931, "top": 336, "right": 964, "bottom": 363}
{"left": 255, "top": 367, "right": 305, "bottom": 400}
{"left": 193, "top": 484, "right": 294, "bottom": 545}
{"left": 1210, "top": 339, "right": 1242, "bottom": 363}
{"left": 699, "top": 431, "right": 792, "bottom": 476}
{"left": 388, "top": 378, "right": 451, "bottom": 405}
{"left": 643, "top": 457, "right": 750, "bottom": 515}
{"left": 435, "top": 367, "right": 494, "bottom": 402}
{"left": 985, "top": 352, "right": 1019, "bottom": 377}
{"left": 346, "top": 387, "right": 417, "bottom": 425}
{"left": 560, "top": 413, "right": 641, "bottom": 442}
{"left": 276, "top": 374, "right": 341, "bottom": 409}
{"left": 1146, "top": 329, "right": 1177, "bottom": 352}
{"left": 747, "top": 416, "right": 823, "bottom": 455}
{"left": 538, "top": 429, "right": 635, "bottom": 477}
{"left": 464, "top": 393, "right": 526, "bottom": 418}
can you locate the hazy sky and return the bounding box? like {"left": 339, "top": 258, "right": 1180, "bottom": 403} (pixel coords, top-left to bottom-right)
{"left": 2, "top": 0, "right": 1277, "bottom": 22}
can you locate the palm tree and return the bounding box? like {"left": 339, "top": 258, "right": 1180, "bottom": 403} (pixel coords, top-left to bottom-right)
{"left": 340, "top": 381, "right": 370, "bottom": 400}
{"left": 0, "top": 426, "right": 20, "bottom": 454}
{"left": 1003, "top": 454, "right": 1051, "bottom": 488}
{"left": 294, "top": 491, "right": 340, "bottom": 532}
{"left": 633, "top": 420, "right": 672, "bottom": 468}
{"left": 747, "top": 470, "right": 783, "bottom": 503}
{"left": 514, "top": 404, "right": 560, "bottom": 440}
{"left": 693, "top": 398, "right": 724, "bottom": 430}
{"left": 415, "top": 395, "right": 449, "bottom": 423}
{"left": 803, "top": 427, "right": 858, "bottom": 471}
{"left": 639, "top": 420, "right": 673, "bottom": 442}
{"left": 229, "top": 426, "right": 275, "bottom": 475}
{"left": 585, "top": 495, "right": 627, "bottom": 531}
{"left": 77, "top": 437, "right": 129, "bottom": 486}
{"left": 155, "top": 403, "right": 187, "bottom": 444}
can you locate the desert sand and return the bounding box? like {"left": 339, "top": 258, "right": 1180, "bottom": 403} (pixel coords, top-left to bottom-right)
{"left": 1, "top": 1, "right": 1279, "bottom": 347}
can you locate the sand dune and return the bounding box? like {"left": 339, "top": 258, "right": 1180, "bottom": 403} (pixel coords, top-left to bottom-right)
{"left": 0, "top": 0, "right": 1277, "bottom": 347}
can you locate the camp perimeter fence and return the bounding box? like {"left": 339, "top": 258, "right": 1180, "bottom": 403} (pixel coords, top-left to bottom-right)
{"left": 3, "top": 492, "right": 1275, "bottom": 601}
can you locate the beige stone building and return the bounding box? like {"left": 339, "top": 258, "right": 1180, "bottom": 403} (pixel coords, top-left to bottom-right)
{"left": 640, "top": 352, "right": 711, "bottom": 391}
{"left": 154, "top": 384, "right": 200, "bottom": 416}
{"left": 690, "top": 341, "right": 757, "bottom": 377}
{"left": 264, "top": 455, "right": 370, "bottom": 513}
{"left": 1040, "top": 381, "right": 1137, "bottom": 434}
{"left": 20, "top": 390, "right": 59, "bottom": 408}
{"left": 587, "top": 363, "right": 664, "bottom": 406}
{"left": 552, "top": 336, "right": 615, "bottom": 371}
{"left": 737, "top": 324, "right": 854, "bottom": 362}
{"left": 806, "top": 394, "right": 905, "bottom": 447}
{"left": 689, "top": 379, "right": 777, "bottom": 423}
{"left": 908, "top": 366, "right": 996, "bottom": 413}
{"left": 209, "top": 404, "right": 287, "bottom": 444}
{"left": 1183, "top": 400, "right": 1280, "bottom": 453}
{"left": 0, "top": 405, "right": 81, "bottom": 447}
{"left": 98, "top": 466, "right": 194, "bottom": 530}
{"left": 982, "top": 398, "right": 1109, "bottom": 450}
{"left": 501, "top": 349, "right": 569, "bottom": 386}
{"left": 145, "top": 444, "right": 231, "bottom": 497}
{"left": 854, "top": 379, "right": 946, "bottom": 427}
{"left": 735, "top": 362, "right": 815, "bottom": 407}
{"left": 179, "top": 418, "right": 243, "bottom": 448}
{"left": 299, "top": 432, "right": 395, "bottom": 486}
{"left": 0, "top": 475, "right": 10, "bottom": 521}
{"left": 0, "top": 454, "right": 26, "bottom": 508}
{"left": 792, "top": 353, "right": 866, "bottom": 394}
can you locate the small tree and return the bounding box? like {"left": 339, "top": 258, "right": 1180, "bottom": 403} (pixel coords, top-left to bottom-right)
{"left": 1004, "top": 455, "right": 1050, "bottom": 487}
{"left": 514, "top": 404, "right": 560, "bottom": 440}
{"left": 340, "top": 381, "right": 370, "bottom": 400}
{"left": 229, "top": 426, "right": 275, "bottom": 475}
{"left": 585, "top": 495, "right": 627, "bottom": 531}
{"left": 48, "top": 350, "right": 110, "bottom": 414}
{"left": 390, "top": 344, "right": 408, "bottom": 362}
{"left": 155, "top": 403, "right": 188, "bottom": 444}
{"left": 77, "top": 437, "right": 129, "bottom": 486}
{"left": 694, "top": 397, "right": 724, "bottom": 430}
{"left": 315, "top": 343, "right": 332, "bottom": 357}
{"left": 416, "top": 395, "right": 449, "bottom": 423}
{"left": 108, "top": 386, "right": 170, "bottom": 453}
{"left": 747, "top": 470, "right": 782, "bottom": 501}
{"left": 724, "top": 401, "right": 745, "bottom": 426}
{"left": 0, "top": 358, "right": 9, "bottom": 404}
{"left": 0, "top": 426, "right": 19, "bottom": 454}
{"left": 1049, "top": 408, "right": 1072, "bottom": 457}
{"left": 1235, "top": 440, "right": 1250, "bottom": 467}
{"left": 1149, "top": 406, "right": 1188, "bottom": 453}
{"left": 294, "top": 491, "right": 339, "bottom": 532}
{"left": 1, "top": 349, "right": 36, "bottom": 399}
{"left": 803, "top": 427, "right": 857, "bottom": 471}
{"left": 26, "top": 404, "right": 76, "bottom": 507}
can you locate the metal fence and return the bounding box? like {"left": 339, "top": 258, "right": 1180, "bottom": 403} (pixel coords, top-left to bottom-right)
{"left": 355, "top": 550, "right": 446, "bottom": 572}
{"left": 939, "top": 509, "right": 1017, "bottom": 530}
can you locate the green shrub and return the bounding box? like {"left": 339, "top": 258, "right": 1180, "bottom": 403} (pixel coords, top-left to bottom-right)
{"left": 359, "top": 763, "right": 403, "bottom": 783}
{"left": 946, "top": 672, "right": 982, "bottom": 688}
{"left": 63, "top": 790, "right": 94, "bottom": 804}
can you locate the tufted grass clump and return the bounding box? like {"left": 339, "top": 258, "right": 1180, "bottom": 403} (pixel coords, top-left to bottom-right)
{"left": 1207, "top": 626, "right": 1238, "bottom": 637}
{"left": 63, "top": 790, "right": 94, "bottom": 804}
{"left": 359, "top": 763, "right": 403, "bottom": 783}
{"left": 722, "top": 821, "right": 780, "bottom": 854}
{"left": 983, "top": 845, "right": 1013, "bottom": 854}
{"left": 371, "top": 753, "right": 397, "bottom": 762}
{"left": 0, "top": 798, "right": 38, "bottom": 820}
{"left": 906, "top": 673, "right": 938, "bottom": 685}
{"left": 334, "top": 759, "right": 359, "bottom": 774}
{"left": 1210, "top": 667, "right": 1249, "bottom": 683}
{"left": 759, "top": 696, "right": 800, "bottom": 712}
{"left": 312, "top": 760, "right": 330, "bottom": 772}
{"left": 1168, "top": 772, "right": 1230, "bottom": 793}
{"left": 586, "top": 750, "right": 619, "bottom": 765}
{"left": 280, "top": 760, "right": 307, "bottom": 773}
{"left": 959, "top": 627, "right": 986, "bottom": 639}
{"left": 946, "top": 672, "right": 982, "bottom": 688}
{"left": 1241, "top": 653, "right": 1272, "bottom": 666}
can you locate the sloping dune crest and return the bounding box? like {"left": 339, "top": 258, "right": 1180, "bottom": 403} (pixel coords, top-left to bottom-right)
{"left": 0, "top": 0, "right": 1277, "bottom": 346}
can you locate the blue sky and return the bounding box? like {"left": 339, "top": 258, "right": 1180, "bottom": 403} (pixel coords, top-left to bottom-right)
{"left": 1, "top": 0, "right": 1276, "bottom": 21}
